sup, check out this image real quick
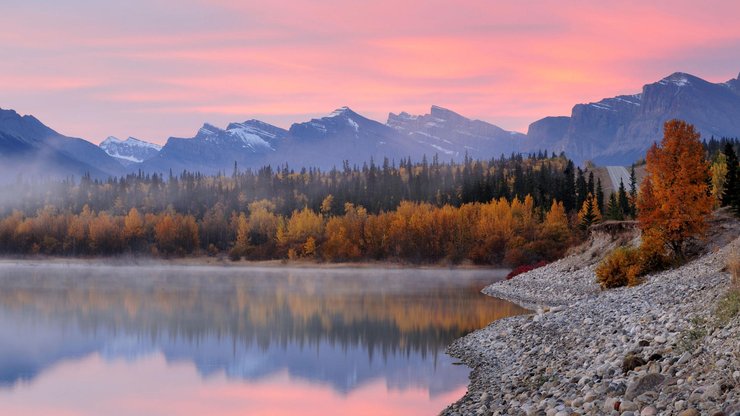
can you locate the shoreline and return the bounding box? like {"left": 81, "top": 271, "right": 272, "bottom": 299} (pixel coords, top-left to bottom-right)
{"left": 0, "top": 255, "right": 503, "bottom": 271}
{"left": 442, "top": 229, "right": 740, "bottom": 415}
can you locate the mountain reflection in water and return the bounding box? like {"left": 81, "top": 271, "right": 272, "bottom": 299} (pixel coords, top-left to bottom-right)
{"left": 0, "top": 262, "right": 527, "bottom": 415}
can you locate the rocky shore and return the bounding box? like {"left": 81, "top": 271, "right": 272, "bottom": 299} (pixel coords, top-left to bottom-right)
{"left": 444, "top": 224, "right": 740, "bottom": 415}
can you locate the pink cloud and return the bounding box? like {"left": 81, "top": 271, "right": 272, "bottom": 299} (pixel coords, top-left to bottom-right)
{"left": 0, "top": 0, "right": 738, "bottom": 143}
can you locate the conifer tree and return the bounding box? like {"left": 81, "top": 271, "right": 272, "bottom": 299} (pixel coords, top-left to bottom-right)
{"left": 722, "top": 142, "right": 739, "bottom": 215}
{"left": 578, "top": 193, "right": 601, "bottom": 230}
{"left": 618, "top": 179, "right": 630, "bottom": 219}
{"left": 606, "top": 193, "right": 623, "bottom": 220}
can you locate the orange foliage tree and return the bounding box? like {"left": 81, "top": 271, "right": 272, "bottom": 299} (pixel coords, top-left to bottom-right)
{"left": 637, "top": 120, "right": 712, "bottom": 259}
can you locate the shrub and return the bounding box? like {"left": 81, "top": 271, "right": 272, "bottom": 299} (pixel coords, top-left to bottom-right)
{"left": 228, "top": 246, "right": 243, "bottom": 261}
{"left": 595, "top": 247, "right": 643, "bottom": 289}
{"left": 506, "top": 260, "right": 548, "bottom": 280}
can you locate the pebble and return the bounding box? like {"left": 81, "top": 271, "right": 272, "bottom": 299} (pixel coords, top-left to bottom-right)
{"left": 441, "top": 230, "right": 740, "bottom": 416}
{"left": 620, "top": 400, "right": 638, "bottom": 412}
{"left": 640, "top": 406, "right": 657, "bottom": 416}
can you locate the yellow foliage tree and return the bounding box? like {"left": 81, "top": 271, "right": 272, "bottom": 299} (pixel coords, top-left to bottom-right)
{"left": 637, "top": 120, "right": 712, "bottom": 258}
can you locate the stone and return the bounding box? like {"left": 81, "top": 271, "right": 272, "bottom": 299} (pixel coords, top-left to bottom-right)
{"left": 648, "top": 353, "right": 662, "bottom": 362}
{"left": 625, "top": 373, "right": 665, "bottom": 400}
{"left": 640, "top": 406, "right": 657, "bottom": 416}
{"left": 678, "top": 409, "right": 700, "bottom": 416}
{"left": 677, "top": 351, "right": 692, "bottom": 365}
{"left": 620, "top": 400, "right": 638, "bottom": 412}
{"left": 702, "top": 383, "right": 722, "bottom": 401}
{"left": 623, "top": 354, "right": 647, "bottom": 374}
{"left": 654, "top": 335, "right": 667, "bottom": 344}
{"left": 604, "top": 398, "right": 619, "bottom": 413}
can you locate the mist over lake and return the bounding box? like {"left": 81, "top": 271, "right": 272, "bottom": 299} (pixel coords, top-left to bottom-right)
{"left": 0, "top": 262, "right": 526, "bottom": 415}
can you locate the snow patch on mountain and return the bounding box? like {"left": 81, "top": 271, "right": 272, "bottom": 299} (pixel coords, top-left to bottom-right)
{"left": 347, "top": 118, "right": 359, "bottom": 132}
{"left": 100, "top": 136, "right": 161, "bottom": 164}
{"left": 658, "top": 72, "right": 692, "bottom": 87}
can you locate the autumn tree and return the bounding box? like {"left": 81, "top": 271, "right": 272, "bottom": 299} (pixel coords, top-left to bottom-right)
{"left": 88, "top": 212, "right": 122, "bottom": 254}
{"left": 154, "top": 214, "right": 178, "bottom": 255}
{"left": 123, "top": 207, "right": 145, "bottom": 248}
{"left": 277, "top": 207, "right": 324, "bottom": 258}
{"left": 323, "top": 203, "right": 367, "bottom": 261}
{"left": 637, "top": 120, "right": 712, "bottom": 259}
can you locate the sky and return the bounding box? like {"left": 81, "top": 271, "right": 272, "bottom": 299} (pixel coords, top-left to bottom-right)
{"left": 1, "top": 0, "right": 740, "bottom": 144}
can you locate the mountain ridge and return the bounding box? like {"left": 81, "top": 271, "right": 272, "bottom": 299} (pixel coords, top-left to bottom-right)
{"left": 2, "top": 70, "right": 740, "bottom": 177}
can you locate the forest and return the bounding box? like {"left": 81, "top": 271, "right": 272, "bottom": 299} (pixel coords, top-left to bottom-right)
{"left": 0, "top": 153, "right": 587, "bottom": 265}
{"left": 0, "top": 140, "right": 735, "bottom": 266}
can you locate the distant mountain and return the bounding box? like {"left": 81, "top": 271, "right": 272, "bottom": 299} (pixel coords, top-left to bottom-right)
{"left": 267, "top": 106, "right": 416, "bottom": 169}
{"left": 387, "top": 105, "right": 525, "bottom": 158}
{"left": 0, "top": 108, "right": 123, "bottom": 180}
{"left": 140, "top": 119, "right": 287, "bottom": 174}
{"left": 3, "top": 70, "right": 739, "bottom": 178}
{"left": 141, "top": 106, "right": 526, "bottom": 174}
{"left": 99, "top": 136, "right": 161, "bottom": 165}
{"left": 526, "top": 71, "right": 740, "bottom": 164}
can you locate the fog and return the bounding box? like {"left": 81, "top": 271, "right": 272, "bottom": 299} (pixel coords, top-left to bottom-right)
{"left": 0, "top": 262, "right": 524, "bottom": 395}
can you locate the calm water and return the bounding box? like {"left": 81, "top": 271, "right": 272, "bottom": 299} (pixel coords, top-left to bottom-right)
{"left": 0, "top": 262, "right": 527, "bottom": 416}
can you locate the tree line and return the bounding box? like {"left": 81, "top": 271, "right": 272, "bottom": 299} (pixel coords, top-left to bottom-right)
{"left": 0, "top": 153, "right": 591, "bottom": 265}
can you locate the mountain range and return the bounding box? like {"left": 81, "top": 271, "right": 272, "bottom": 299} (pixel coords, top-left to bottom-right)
{"left": 1, "top": 71, "right": 739, "bottom": 179}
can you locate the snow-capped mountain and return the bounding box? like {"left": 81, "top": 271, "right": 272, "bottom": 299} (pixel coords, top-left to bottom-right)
{"left": 265, "top": 106, "right": 416, "bottom": 169}
{"left": 526, "top": 71, "right": 740, "bottom": 164}
{"left": 3, "top": 70, "right": 740, "bottom": 178}
{"left": 99, "top": 136, "right": 161, "bottom": 165}
{"left": 388, "top": 105, "right": 525, "bottom": 158}
{"left": 0, "top": 108, "right": 124, "bottom": 180}
{"left": 141, "top": 119, "right": 288, "bottom": 174}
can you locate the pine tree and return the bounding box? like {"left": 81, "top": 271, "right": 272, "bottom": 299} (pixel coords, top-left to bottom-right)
{"left": 629, "top": 165, "right": 637, "bottom": 217}
{"left": 722, "top": 142, "right": 739, "bottom": 215}
{"left": 606, "top": 193, "right": 623, "bottom": 220}
{"left": 596, "top": 178, "right": 604, "bottom": 214}
{"left": 576, "top": 168, "right": 588, "bottom": 210}
{"left": 587, "top": 171, "right": 595, "bottom": 197}
{"left": 562, "top": 161, "right": 577, "bottom": 212}
{"left": 617, "top": 179, "right": 630, "bottom": 219}
{"left": 578, "top": 193, "right": 601, "bottom": 230}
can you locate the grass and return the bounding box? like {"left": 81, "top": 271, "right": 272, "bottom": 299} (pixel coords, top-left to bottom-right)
{"left": 677, "top": 251, "right": 739, "bottom": 352}
{"left": 677, "top": 316, "right": 708, "bottom": 353}
{"left": 715, "top": 251, "right": 740, "bottom": 326}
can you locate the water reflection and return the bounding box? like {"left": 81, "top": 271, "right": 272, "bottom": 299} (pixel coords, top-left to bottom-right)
{"left": 0, "top": 262, "right": 527, "bottom": 415}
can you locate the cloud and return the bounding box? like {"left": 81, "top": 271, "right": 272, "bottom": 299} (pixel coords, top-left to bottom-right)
{"left": 0, "top": 0, "right": 739, "bottom": 143}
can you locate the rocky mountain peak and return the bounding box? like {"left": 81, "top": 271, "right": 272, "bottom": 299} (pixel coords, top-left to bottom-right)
{"left": 327, "top": 106, "right": 356, "bottom": 118}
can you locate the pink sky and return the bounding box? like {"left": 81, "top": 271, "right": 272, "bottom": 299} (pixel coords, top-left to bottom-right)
{"left": 1, "top": 0, "right": 739, "bottom": 144}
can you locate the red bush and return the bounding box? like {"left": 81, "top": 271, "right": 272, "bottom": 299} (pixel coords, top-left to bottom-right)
{"left": 506, "top": 260, "right": 548, "bottom": 279}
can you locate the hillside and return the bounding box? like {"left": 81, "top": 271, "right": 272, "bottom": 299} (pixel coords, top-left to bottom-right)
{"left": 444, "top": 211, "right": 740, "bottom": 415}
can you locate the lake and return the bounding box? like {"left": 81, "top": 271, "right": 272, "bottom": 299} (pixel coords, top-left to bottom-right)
{"left": 0, "top": 262, "right": 527, "bottom": 415}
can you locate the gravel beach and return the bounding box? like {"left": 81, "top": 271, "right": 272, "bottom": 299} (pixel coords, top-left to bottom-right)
{"left": 444, "top": 221, "right": 740, "bottom": 416}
